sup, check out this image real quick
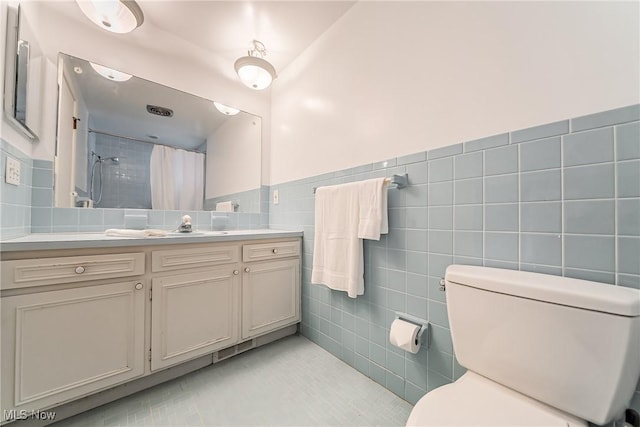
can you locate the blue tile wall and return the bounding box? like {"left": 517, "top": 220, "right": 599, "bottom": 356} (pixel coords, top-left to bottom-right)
{"left": 28, "top": 203, "right": 267, "bottom": 233}
{"left": 0, "top": 139, "right": 33, "bottom": 239}
{"left": 205, "top": 185, "right": 266, "bottom": 214}
{"left": 93, "top": 134, "right": 153, "bottom": 209}
{"left": 0, "top": 141, "right": 268, "bottom": 236}
{"left": 268, "top": 104, "right": 640, "bottom": 415}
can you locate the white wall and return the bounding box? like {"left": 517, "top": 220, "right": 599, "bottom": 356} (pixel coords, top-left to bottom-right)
{"left": 270, "top": 1, "right": 640, "bottom": 185}
{"left": 206, "top": 114, "right": 262, "bottom": 198}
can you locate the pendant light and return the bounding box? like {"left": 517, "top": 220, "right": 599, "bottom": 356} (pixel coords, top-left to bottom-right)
{"left": 234, "top": 40, "right": 277, "bottom": 90}
{"left": 90, "top": 62, "right": 132, "bottom": 82}
{"left": 213, "top": 102, "right": 240, "bottom": 116}
{"left": 76, "top": 0, "right": 144, "bottom": 34}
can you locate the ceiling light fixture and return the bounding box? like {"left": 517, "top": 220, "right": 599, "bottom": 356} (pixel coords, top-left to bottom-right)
{"left": 76, "top": 0, "right": 144, "bottom": 34}
{"left": 213, "top": 101, "right": 240, "bottom": 116}
{"left": 234, "top": 40, "right": 277, "bottom": 90}
{"left": 90, "top": 62, "right": 132, "bottom": 82}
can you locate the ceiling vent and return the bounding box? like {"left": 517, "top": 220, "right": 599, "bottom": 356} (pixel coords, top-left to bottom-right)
{"left": 146, "top": 105, "right": 173, "bottom": 117}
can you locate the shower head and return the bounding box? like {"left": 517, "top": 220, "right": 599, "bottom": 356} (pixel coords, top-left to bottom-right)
{"left": 94, "top": 155, "right": 119, "bottom": 164}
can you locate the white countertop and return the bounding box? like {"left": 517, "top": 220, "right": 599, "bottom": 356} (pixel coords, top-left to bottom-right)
{"left": 0, "top": 229, "right": 303, "bottom": 252}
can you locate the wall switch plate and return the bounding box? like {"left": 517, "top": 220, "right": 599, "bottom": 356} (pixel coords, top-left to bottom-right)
{"left": 5, "top": 156, "right": 21, "bottom": 186}
{"left": 273, "top": 189, "right": 279, "bottom": 205}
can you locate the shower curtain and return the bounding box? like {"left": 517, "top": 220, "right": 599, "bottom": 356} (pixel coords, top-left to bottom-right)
{"left": 150, "top": 145, "right": 204, "bottom": 211}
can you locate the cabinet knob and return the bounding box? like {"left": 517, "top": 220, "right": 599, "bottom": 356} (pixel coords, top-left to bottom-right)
{"left": 75, "top": 266, "right": 85, "bottom": 274}
{"left": 244, "top": 267, "right": 251, "bottom": 273}
{"left": 233, "top": 270, "right": 239, "bottom": 275}
{"left": 135, "top": 283, "right": 143, "bottom": 290}
{"left": 272, "top": 248, "right": 278, "bottom": 254}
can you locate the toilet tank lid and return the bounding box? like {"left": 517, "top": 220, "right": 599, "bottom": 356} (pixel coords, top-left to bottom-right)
{"left": 445, "top": 265, "right": 640, "bottom": 316}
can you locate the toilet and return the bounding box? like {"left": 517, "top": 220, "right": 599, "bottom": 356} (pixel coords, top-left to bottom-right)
{"left": 407, "top": 265, "right": 640, "bottom": 427}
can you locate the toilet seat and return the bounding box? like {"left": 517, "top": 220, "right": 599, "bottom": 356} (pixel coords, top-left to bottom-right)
{"left": 406, "top": 372, "right": 587, "bottom": 427}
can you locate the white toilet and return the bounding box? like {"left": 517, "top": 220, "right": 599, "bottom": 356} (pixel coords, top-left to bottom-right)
{"left": 407, "top": 265, "right": 640, "bottom": 427}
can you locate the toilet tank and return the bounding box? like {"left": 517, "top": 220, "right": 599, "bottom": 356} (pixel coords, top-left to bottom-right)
{"left": 445, "top": 265, "right": 640, "bottom": 425}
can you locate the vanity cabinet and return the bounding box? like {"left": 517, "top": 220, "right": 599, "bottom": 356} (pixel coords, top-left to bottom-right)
{"left": 0, "top": 234, "right": 301, "bottom": 424}
{"left": 150, "top": 244, "right": 242, "bottom": 371}
{"left": 150, "top": 267, "right": 240, "bottom": 371}
{"left": 241, "top": 241, "right": 301, "bottom": 340}
{"left": 150, "top": 240, "right": 301, "bottom": 369}
{"left": 0, "top": 280, "right": 146, "bottom": 419}
{"left": 242, "top": 259, "right": 300, "bottom": 339}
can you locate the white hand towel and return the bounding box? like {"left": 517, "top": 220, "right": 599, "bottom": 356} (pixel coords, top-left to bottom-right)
{"left": 311, "top": 178, "right": 388, "bottom": 298}
{"left": 216, "top": 201, "right": 235, "bottom": 212}
{"left": 105, "top": 229, "right": 168, "bottom": 238}
{"left": 358, "top": 178, "right": 388, "bottom": 240}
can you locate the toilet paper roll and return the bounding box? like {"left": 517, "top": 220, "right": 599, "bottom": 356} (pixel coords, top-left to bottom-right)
{"left": 389, "top": 319, "right": 421, "bottom": 354}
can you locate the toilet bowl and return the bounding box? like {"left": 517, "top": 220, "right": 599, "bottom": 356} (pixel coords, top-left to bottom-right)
{"left": 407, "top": 372, "right": 586, "bottom": 427}
{"left": 405, "top": 265, "right": 640, "bottom": 427}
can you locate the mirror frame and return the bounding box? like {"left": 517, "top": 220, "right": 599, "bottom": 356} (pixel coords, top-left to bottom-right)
{"left": 3, "top": 5, "right": 38, "bottom": 141}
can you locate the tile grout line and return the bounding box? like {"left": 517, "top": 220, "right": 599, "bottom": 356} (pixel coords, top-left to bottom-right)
{"left": 560, "top": 132, "right": 565, "bottom": 277}
{"left": 613, "top": 124, "right": 618, "bottom": 286}
{"left": 517, "top": 139, "right": 522, "bottom": 271}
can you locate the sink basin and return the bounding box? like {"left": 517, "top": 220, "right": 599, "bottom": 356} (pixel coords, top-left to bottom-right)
{"left": 165, "top": 231, "right": 229, "bottom": 237}
{"left": 166, "top": 231, "right": 205, "bottom": 236}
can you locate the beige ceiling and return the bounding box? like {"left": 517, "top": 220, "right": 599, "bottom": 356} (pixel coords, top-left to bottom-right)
{"left": 42, "top": 1, "right": 356, "bottom": 78}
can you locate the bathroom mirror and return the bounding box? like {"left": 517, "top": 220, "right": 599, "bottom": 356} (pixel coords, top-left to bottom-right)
{"left": 3, "top": 4, "right": 41, "bottom": 140}
{"left": 54, "top": 53, "right": 262, "bottom": 212}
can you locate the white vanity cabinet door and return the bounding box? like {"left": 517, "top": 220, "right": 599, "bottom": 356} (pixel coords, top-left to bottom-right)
{"left": 151, "top": 266, "right": 240, "bottom": 371}
{"left": 0, "top": 281, "right": 146, "bottom": 421}
{"left": 241, "top": 258, "right": 300, "bottom": 340}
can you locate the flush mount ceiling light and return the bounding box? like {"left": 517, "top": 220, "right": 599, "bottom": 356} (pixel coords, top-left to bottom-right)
{"left": 76, "top": 0, "right": 144, "bottom": 34}
{"left": 213, "top": 101, "right": 240, "bottom": 116}
{"left": 90, "top": 62, "right": 132, "bottom": 82}
{"left": 234, "top": 40, "right": 277, "bottom": 90}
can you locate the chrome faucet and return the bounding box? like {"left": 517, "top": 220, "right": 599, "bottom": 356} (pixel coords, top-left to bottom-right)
{"left": 177, "top": 214, "right": 192, "bottom": 233}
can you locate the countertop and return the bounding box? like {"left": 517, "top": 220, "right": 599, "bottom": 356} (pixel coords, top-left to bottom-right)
{"left": 0, "top": 229, "right": 303, "bottom": 252}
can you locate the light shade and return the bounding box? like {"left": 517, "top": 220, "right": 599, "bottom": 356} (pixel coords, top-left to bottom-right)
{"left": 90, "top": 62, "right": 132, "bottom": 82}
{"left": 234, "top": 56, "right": 276, "bottom": 90}
{"left": 234, "top": 40, "right": 277, "bottom": 90}
{"left": 213, "top": 102, "right": 240, "bottom": 116}
{"left": 76, "top": 0, "right": 144, "bottom": 34}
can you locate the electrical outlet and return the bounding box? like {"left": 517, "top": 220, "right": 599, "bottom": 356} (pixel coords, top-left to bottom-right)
{"left": 5, "top": 156, "right": 20, "bottom": 186}
{"left": 273, "top": 189, "right": 279, "bottom": 205}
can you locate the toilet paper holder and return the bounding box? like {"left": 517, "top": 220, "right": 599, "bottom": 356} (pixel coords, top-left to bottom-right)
{"left": 394, "top": 312, "right": 430, "bottom": 349}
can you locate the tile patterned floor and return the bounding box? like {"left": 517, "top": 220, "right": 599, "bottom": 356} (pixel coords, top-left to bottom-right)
{"left": 53, "top": 335, "right": 413, "bottom": 426}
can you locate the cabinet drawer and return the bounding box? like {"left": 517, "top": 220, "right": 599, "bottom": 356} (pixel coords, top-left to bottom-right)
{"left": 243, "top": 240, "right": 300, "bottom": 262}
{"left": 1, "top": 253, "right": 145, "bottom": 290}
{"left": 152, "top": 244, "right": 240, "bottom": 272}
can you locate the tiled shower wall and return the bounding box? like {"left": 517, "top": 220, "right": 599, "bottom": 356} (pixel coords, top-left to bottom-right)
{"left": 93, "top": 134, "right": 153, "bottom": 209}
{"left": 268, "top": 104, "right": 640, "bottom": 414}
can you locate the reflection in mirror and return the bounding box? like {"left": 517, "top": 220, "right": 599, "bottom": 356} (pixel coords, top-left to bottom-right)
{"left": 54, "top": 53, "right": 262, "bottom": 212}
{"left": 3, "top": 5, "right": 41, "bottom": 140}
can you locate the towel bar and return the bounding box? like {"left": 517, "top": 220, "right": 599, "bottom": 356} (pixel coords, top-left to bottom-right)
{"left": 313, "top": 173, "right": 408, "bottom": 194}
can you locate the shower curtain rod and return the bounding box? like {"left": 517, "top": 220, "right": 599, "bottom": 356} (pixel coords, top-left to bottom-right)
{"left": 88, "top": 129, "right": 206, "bottom": 154}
